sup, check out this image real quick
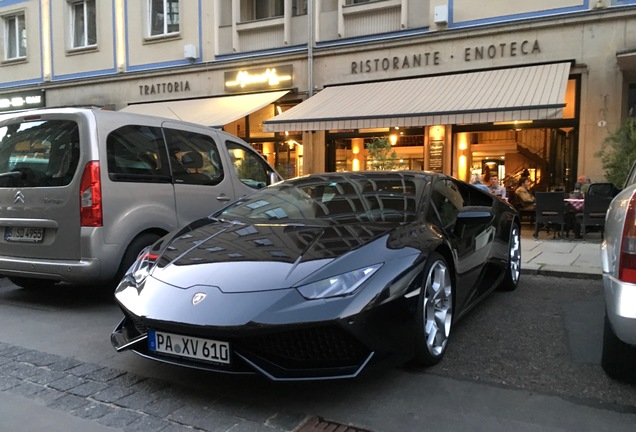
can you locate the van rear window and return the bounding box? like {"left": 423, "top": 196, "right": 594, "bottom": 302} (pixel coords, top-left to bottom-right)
{"left": 0, "top": 119, "right": 80, "bottom": 187}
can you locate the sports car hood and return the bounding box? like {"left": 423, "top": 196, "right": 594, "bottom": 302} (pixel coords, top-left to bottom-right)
{"left": 148, "top": 219, "right": 394, "bottom": 293}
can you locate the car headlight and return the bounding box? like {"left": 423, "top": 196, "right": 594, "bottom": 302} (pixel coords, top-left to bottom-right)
{"left": 127, "top": 247, "right": 159, "bottom": 286}
{"left": 295, "top": 264, "right": 382, "bottom": 300}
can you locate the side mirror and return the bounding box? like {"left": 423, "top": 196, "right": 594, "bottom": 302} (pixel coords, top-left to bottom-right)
{"left": 268, "top": 171, "right": 283, "bottom": 185}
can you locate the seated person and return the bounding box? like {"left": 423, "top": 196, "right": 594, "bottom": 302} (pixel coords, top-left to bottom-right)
{"left": 488, "top": 174, "right": 507, "bottom": 199}
{"left": 470, "top": 173, "right": 490, "bottom": 193}
{"left": 576, "top": 174, "right": 591, "bottom": 195}
{"left": 515, "top": 176, "right": 535, "bottom": 210}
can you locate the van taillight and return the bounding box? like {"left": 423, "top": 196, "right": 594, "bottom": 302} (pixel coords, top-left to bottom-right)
{"left": 619, "top": 193, "right": 636, "bottom": 283}
{"left": 80, "top": 161, "right": 103, "bottom": 227}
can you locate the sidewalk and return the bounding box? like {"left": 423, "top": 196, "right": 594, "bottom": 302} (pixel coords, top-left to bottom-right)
{"left": 520, "top": 225, "right": 603, "bottom": 280}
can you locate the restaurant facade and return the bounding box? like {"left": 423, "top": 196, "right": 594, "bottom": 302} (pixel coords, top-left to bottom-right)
{"left": 2, "top": 1, "right": 636, "bottom": 191}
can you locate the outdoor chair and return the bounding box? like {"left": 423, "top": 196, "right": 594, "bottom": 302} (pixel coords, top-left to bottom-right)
{"left": 587, "top": 182, "right": 620, "bottom": 198}
{"left": 575, "top": 194, "right": 612, "bottom": 240}
{"left": 534, "top": 192, "right": 567, "bottom": 239}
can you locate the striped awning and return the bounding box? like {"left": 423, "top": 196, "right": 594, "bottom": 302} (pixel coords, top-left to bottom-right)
{"left": 121, "top": 90, "right": 289, "bottom": 128}
{"left": 263, "top": 62, "right": 571, "bottom": 132}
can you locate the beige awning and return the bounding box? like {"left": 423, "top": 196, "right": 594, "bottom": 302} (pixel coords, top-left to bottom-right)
{"left": 617, "top": 49, "right": 636, "bottom": 71}
{"left": 263, "top": 63, "right": 571, "bottom": 132}
{"left": 121, "top": 90, "right": 289, "bottom": 127}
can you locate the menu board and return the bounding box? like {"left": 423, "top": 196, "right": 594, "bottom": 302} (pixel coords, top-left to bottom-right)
{"left": 428, "top": 140, "right": 444, "bottom": 173}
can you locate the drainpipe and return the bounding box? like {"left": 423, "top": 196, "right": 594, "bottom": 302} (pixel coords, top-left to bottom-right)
{"left": 308, "top": 0, "right": 314, "bottom": 97}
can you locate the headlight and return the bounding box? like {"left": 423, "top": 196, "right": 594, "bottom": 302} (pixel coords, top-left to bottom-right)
{"left": 127, "top": 247, "right": 159, "bottom": 286}
{"left": 295, "top": 264, "right": 382, "bottom": 300}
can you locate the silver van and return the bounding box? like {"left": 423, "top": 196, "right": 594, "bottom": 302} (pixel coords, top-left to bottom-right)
{"left": 0, "top": 107, "right": 281, "bottom": 288}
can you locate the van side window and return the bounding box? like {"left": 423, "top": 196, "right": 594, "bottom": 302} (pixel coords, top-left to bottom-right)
{"left": 226, "top": 141, "right": 271, "bottom": 189}
{"left": 163, "top": 128, "right": 224, "bottom": 186}
{"left": 106, "top": 125, "right": 171, "bottom": 183}
{"left": 0, "top": 119, "right": 80, "bottom": 187}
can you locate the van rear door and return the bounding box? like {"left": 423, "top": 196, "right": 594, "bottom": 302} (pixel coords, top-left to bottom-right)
{"left": 0, "top": 115, "right": 83, "bottom": 262}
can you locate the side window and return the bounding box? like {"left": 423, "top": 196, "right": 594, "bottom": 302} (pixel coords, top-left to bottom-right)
{"left": 163, "top": 128, "right": 224, "bottom": 186}
{"left": 226, "top": 141, "right": 271, "bottom": 189}
{"left": 428, "top": 178, "right": 465, "bottom": 230}
{"left": 106, "top": 125, "right": 170, "bottom": 182}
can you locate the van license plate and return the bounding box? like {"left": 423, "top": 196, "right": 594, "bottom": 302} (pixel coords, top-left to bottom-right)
{"left": 148, "top": 330, "right": 231, "bottom": 365}
{"left": 4, "top": 227, "right": 44, "bottom": 243}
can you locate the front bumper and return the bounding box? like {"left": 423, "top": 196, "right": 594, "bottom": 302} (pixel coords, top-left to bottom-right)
{"left": 603, "top": 273, "right": 636, "bottom": 345}
{"left": 111, "top": 314, "right": 377, "bottom": 381}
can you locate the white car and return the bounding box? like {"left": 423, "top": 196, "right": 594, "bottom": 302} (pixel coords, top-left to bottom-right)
{"left": 600, "top": 163, "right": 636, "bottom": 381}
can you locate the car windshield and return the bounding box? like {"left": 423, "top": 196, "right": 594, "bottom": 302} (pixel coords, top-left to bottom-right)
{"left": 220, "top": 172, "right": 430, "bottom": 223}
{"left": 0, "top": 119, "right": 80, "bottom": 187}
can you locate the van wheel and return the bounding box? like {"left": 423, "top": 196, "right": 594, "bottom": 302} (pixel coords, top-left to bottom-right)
{"left": 110, "top": 233, "right": 162, "bottom": 289}
{"left": 8, "top": 277, "right": 56, "bottom": 290}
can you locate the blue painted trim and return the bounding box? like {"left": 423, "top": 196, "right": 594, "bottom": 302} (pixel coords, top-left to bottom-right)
{"left": 49, "top": 68, "right": 119, "bottom": 82}
{"left": 447, "top": 0, "right": 590, "bottom": 28}
{"left": 613, "top": 0, "right": 636, "bottom": 5}
{"left": 38, "top": 1, "right": 45, "bottom": 80}
{"left": 316, "top": 27, "right": 430, "bottom": 49}
{"left": 48, "top": 0, "right": 54, "bottom": 79}
{"left": 197, "top": 0, "right": 203, "bottom": 62}
{"left": 215, "top": 45, "right": 307, "bottom": 62}
{"left": 127, "top": 59, "right": 195, "bottom": 72}
{"left": 0, "top": 0, "right": 28, "bottom": 6}
{"left": 0, "top": 78, "right": 42, "bottom": 89}
{"left": 112, "top": 0, "right": 118, "bottom": 72}
{"left": 125, "top": 0, "right": 130, "bottom": 70}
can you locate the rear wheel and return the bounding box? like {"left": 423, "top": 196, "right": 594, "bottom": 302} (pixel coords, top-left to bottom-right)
{"left": 499, "top": 223, "right": 521, "bottom": 291}
{"left": 601, "top": 312, "right": 636, "bottom": 382}
{"left": 8, "top": 277, "right": 56, "bottom": 290}
{"left": 412, "top": 252, "right": 454, "bottom": 367}
{"left": 109, "top": 233, "right": 162, "bottom": 289}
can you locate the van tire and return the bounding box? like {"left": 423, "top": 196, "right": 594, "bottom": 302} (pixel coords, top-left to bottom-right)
{"left": 8, "top": 277, "right": 56, "bottom": 290}
{"left": 111, "top": 233, "right": 162, "bottom": 288}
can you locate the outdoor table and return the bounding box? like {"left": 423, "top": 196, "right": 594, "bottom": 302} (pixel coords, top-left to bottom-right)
{"left": 564, "top": 198, "right": 584, "bottom": 213}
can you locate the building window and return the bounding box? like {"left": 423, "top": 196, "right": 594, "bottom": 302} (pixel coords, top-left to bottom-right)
{"left": 4, "top": 13, "right": 26, "bottom": 60}
{"left": 345, "top": 0, "right": 390, "bottom": 4}
{"left": 293, "top": 0, "right": 307, "bottom": 16}
{"left": 71, "top": 0, "right": 96, "bottom": 48}
{"left": 149, "top": 0, "right": 179, "bottom": 37}
{"left": 629, "top": 83, "right": 636, "bottom": 117}
{"left": 241, "top": 0, "right": 284, "bottom": 21}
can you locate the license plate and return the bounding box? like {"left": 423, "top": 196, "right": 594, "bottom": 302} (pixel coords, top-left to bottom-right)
{"left": 4, "top": 226, "right": 44, "bottom": 243}
{"left": 148, "top": 330, "right": 231, "bottom": 365}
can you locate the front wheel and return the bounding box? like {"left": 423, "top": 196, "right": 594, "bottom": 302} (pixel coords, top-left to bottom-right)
{"left": 412, "top": 252, "right": 454, "bottom": 367}
{"left": 498, "top": 223, "right": 521, "bottom": 291}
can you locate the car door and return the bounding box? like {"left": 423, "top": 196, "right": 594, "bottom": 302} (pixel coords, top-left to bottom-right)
{"left": 0, "top": 115, "right": 84, "bottom": 261}
{"left": 162, "top": 122, "right": 237, "bottom": 227}
{"left": 427, "top": 176, "right": 493, "bottom": 310}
